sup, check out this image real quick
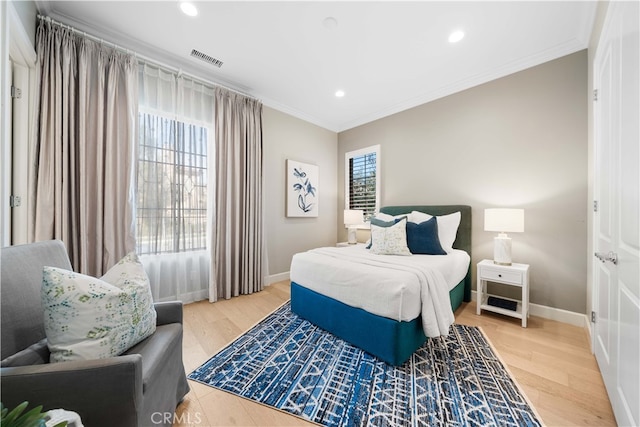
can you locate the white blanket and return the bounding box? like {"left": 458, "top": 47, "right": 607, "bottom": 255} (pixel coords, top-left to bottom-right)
{"left": 290, "top": 246, "right": 466, "bottom": 338}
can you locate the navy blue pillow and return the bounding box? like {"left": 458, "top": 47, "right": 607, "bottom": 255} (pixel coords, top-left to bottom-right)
{"left": 366, "top": 216, "right": 406, "bottom": 249}
{"left": 406, "top": 217, "right": 447, "bottom": 255}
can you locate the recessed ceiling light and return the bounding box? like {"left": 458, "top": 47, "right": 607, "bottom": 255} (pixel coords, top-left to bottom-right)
{"left": 335, "top": 90, "right": 345, "bottom": 98}
{"left": 448, "top": 30, "right": 465, "bottom": 43}
{"left": 180, "top": 2, "right": 198, "bottom": 17}
{"left": 323, "top": 17, "right": 338, "bottom": 29}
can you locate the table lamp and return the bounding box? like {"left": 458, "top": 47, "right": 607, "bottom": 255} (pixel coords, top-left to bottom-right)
{"left": 344, "top": 209, "right": 364, "bottom": 244}
{"left": 484, "top": 208, "right": 524, "bottom": 265}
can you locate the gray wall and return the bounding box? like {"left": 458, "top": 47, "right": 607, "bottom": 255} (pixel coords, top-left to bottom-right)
{"left": 337, "top": 51, "right": 588, "bottom": 314}
{"left": 11, "top": 0, "right": 37, "bottom": 46}
{"left": 263, "top": 107, "right": 338, "bottom": 277}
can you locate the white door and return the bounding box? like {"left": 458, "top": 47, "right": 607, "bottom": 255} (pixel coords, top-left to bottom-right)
{"left": 593, "top": 2, "right": 640, "bottom": 426}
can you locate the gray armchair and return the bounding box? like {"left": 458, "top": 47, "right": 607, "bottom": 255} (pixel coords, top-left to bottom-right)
{"left": 1, "top": 240, "right": 190, "bottom": 427}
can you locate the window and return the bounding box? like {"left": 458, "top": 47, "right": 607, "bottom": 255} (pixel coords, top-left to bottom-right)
{"left": 345, "top": 145, "right": 380, "bottom": 222}
{"left": 136, "top": 111, "right": 209, "bottom": 255}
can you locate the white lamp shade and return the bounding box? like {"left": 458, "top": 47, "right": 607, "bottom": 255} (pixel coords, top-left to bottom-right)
{"left": 484, "top": 208, "right": 524, "bottom": 233}
{"left": 344, "top": 209, "right": 364, "bottom": 226}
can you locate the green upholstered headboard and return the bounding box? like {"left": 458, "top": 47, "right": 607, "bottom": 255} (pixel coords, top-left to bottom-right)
{"left": 379, "top": 205, "right": 472, "bottom": 302}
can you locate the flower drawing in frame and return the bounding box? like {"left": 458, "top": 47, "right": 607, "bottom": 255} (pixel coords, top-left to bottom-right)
{"left": 286, "top": 160, "right": 319, "bottom": 217}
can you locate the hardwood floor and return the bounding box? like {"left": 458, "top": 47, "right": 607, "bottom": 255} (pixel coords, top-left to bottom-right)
{"left": 174, "top": 281, "right": 616, "bottom": 427}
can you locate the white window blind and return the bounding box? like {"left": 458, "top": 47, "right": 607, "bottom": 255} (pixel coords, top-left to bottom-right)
{"left": 345, "top": 145, "right": 380, "bottom": 221}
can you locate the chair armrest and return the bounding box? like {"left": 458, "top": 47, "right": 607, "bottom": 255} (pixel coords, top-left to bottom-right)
{"left": 154, "top": 301, "right": 183, "bottom": 325}
{"left": 1, "top": 354, "right": 143, "bottom": 427}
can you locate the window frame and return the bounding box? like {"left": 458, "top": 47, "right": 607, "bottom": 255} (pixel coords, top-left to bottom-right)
{"left": 344, "top": 144, "right": 380, "bottom": 228}
{"left": 136, "top": 109, "right": 211, "bottom": 255}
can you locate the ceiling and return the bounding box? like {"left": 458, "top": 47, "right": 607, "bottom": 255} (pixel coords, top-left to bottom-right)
{"left": 37, "top": 1, "right": 597, "bottom": 132}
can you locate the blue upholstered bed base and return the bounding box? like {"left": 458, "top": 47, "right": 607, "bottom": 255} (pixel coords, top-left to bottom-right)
{"left": 290, "top": 279, "right": 466, "bottom": 366}
{"left": 290, "top": 205, "right": 472, "bottom": 366}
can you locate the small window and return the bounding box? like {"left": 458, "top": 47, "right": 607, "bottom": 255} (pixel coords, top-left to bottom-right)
{"left": 345, "top": 145, "right": 380, "bottom": 222}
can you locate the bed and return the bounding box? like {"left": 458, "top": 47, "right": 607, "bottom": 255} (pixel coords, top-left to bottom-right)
{"left": 289, "top": 205, "right": 472, "bottom": 366}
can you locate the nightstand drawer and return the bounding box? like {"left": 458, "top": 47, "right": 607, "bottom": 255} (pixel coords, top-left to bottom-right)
{"left": 479, "top": 268, "right": 522, "bottom": 284}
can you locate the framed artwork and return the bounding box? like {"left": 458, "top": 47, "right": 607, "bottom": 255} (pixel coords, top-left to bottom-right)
{"left": 286, "top": 159, "right": 319, "bottom": 217}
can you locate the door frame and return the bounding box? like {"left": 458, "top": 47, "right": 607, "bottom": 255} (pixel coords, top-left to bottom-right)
{"left": 1, "top": 2, "right": 37, "bottom": 246}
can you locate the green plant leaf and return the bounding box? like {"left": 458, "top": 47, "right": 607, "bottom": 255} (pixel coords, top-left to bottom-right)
{"left": 1, "top": 401, "right": 28, "bottom": 425}
{"left": 12, "top": 405, "right": 46, "bottom": 427}
{"left": 0, "top": 402, "right": 51, "bottom": 427}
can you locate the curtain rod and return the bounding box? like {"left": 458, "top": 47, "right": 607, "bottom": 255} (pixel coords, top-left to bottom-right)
{"left": 36, "top": 14, "right": 257, "bottom": 101}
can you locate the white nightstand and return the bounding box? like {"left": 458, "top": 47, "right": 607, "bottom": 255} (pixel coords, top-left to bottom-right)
{"left": 476, "top": 259, "right": 530, "bottom": 327}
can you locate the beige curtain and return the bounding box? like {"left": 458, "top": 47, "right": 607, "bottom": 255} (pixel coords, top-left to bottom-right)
{"left": 210, "top": 88, "right": 265, "bottom": 301}
{"left": 32, "top": 19, "right": 137, "bottom": 276}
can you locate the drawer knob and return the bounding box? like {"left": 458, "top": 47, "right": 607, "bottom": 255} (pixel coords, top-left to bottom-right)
{"left": 498, "top": 274, "right": 502, "bottom": 277}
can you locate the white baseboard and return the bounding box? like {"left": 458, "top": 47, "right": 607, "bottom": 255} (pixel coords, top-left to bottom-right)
{"left": 265, "top": 271, "right": 290, "bottom": 286}
{"left": 471, "top": 290, "right": 590, "bottom": 328}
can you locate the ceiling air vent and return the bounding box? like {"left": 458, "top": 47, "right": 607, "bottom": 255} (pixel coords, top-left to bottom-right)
{"left": 190, "top": 49, "right": 223, "bottom": 68}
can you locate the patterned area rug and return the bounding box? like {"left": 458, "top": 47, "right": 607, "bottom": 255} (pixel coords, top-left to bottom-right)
{"left": 189, "top": 302, "right": 542, "bottom": 427}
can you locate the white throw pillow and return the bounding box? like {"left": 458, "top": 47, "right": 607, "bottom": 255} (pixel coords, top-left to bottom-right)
{"left": 42, "top": 252, "right": 157, "bottom": 363}
{"left": 369, "top": 218, "right": 412, "bottom": 256}
{"left": 370, "top": 212, "right": 410, "bottom": 223}
{"left": 409, "top": 211, "right": 461, "bottom": 253}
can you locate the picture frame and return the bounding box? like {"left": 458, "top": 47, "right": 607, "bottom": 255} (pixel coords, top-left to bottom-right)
{"left": 286, "top": 159, "right": 319, "bottom": 217}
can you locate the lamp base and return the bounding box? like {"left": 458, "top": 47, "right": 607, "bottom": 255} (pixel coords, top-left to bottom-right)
{"left": 347, "top": 226, "right": 358, "bottom": 244}
{"left": 493, "top": 234, "right": 512, "bottom": 265}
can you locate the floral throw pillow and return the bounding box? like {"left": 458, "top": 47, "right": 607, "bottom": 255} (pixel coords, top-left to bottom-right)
{"left": 42, "top": 252, "right": 157, "bottom": 363}
{"left": 369, "top": 218, "right": 412, "bottom": 256}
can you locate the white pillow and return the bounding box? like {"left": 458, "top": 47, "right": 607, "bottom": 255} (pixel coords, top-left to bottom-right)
{"left": 370, "top": 212, "right": 396, "bottom": 222}
{"left": 42, "top": 252, "right": 157, "bottom": 363}
{"left": 369, "top": 218, "right": 412, "bottom": 256}
{"left": 409, "top": 211, "right": 461, "bottom": 253}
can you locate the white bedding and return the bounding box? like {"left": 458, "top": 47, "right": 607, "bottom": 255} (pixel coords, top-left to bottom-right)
{"left": 289, "top": 245, "right": 470, "bottom": 338}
